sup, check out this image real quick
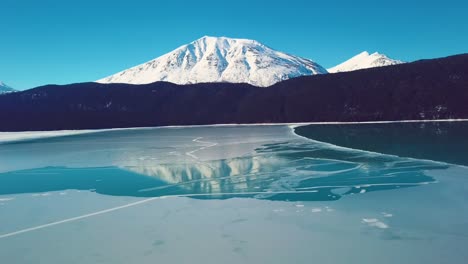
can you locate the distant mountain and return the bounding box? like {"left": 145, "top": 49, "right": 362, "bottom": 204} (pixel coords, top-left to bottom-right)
{"left": 97, "top": 36, "right": 327, "bottom": 87}
{"left": 328, "top": 51, "right": 403, "bottom": 73}
{"left": 1, "top": 54, "right": 467, "bottom": 131}
{"left": 0, "top": 82, "right": 15, "bottom": 94}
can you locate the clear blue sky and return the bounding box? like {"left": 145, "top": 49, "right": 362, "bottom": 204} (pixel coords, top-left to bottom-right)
{"left": 1, "top": 0, "right": 467, "bottom": 90}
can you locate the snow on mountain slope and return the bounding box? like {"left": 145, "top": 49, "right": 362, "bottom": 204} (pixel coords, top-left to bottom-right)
{"left": 0, "top": 82, "right": 16, "bottom": 94}
{"left": 327, "top": 51, "right": 404, "bottom": 73}
{"left": 97, "top": 36, "right": 327, "bottom": 87}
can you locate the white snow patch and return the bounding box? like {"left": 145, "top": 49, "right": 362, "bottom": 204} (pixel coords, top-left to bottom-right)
{"left": 362, "top": 218, "right": 389, "bottom": 229}
{"left": 0, "top": 130, "right": 101, "bottom": 144}
{"left": 311, "top": 208, "right": 322, "bottom": 213}
{"left": 32, "top": 193, "right": 51, "bottom": 197}
{"left": 382, "top": 212, "right": 393, "bottom": 218}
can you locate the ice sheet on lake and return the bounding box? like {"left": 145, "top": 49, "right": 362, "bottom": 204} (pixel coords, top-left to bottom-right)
{"left": 1, "top": 124, "right": 467, "bottom": 264}
{"left": 0, "top": 125, "right": 449, "bottom": 202}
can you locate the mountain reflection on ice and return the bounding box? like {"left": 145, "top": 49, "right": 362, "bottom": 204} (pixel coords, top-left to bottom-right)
{"left": 124, "top": 139, "right": 445, "bottom": 200}
{"left": 0, "top": 127, "right": 447, "bottom": 201}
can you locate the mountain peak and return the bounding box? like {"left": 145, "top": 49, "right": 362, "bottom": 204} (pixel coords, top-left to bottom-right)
{"left": 0, "top": 81, "right": 16, "bottom": 93}
{"left": 97, "top": 36, "right": 327, "bottom": 87}
{"left": 328, "top": 51, "right": 403, "bottom": 73}
{"left": 187, "top": 36, "right": 265, "bottom": 54}
{"left": 356, "top": 51, "right": 370, "bottom": 57}
{"left": 194, "top": 36, "right": 262, "bottom": 45}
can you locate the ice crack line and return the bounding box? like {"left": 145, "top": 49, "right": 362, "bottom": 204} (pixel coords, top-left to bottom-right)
{"left": 0, "top": 197, "right": 159, "bottom": 239}
{"left": 185, "top": 137, "right": 218, "bottom": 160}
{"left": 0, "top": 190, "right": 325, "bottom": 239}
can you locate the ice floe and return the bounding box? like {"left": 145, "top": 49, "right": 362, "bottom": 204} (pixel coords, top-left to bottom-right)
{"left": 362, "top": 218, "right": 389, "bottom": 229}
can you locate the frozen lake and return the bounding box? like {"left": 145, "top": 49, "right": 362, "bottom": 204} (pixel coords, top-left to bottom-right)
{"left": 0, "top": 124, "right": 467, "bottom": 263}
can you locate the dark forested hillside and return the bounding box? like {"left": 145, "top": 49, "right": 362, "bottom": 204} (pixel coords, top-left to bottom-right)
{"left": 0, "top": 54, "right": 467, "bottom": 131}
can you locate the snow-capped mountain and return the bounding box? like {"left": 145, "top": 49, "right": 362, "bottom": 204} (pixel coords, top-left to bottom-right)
{"left": 0, "top": 82, "right": 16, "bottom": 94}
{"left": 327, "top": 51, "right": 403, "bottom": 73}
{"left": 97, "top": 36, "right": 327, "bottom": 87}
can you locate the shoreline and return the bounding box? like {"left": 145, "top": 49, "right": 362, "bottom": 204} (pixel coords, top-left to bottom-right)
{"left": 2, "top": 118, "right": 468, "bottom": 132}
{"left": 1, "top": 118, "right": 468, "bottom": 144}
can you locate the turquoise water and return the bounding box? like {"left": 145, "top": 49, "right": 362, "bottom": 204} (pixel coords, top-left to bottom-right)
{"left": 295, "top": 121, "right": 468, "bottom": 166}
{"left": 0, "top": 124, "right": 467, "bottom": 263}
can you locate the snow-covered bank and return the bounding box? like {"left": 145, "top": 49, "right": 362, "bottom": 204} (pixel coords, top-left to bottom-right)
{"left": 0, "top": 130, "right": 103, "bottom": 144}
